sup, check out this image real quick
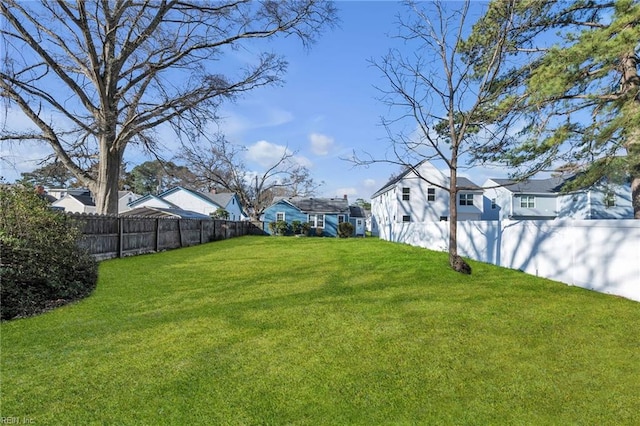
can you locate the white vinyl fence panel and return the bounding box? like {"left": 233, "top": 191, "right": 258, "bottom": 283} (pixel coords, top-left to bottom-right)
{"left": 384, "top": 220, "right": 640, "bottom": 302}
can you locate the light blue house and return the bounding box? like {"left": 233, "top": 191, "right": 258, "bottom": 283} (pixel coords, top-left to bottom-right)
{"left": 262, "top": 196, "right": 355, "bottom": 236}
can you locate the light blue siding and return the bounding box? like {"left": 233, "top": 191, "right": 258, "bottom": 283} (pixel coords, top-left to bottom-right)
{"left": 262, "top": 200, "right": 346, "bottom": 236}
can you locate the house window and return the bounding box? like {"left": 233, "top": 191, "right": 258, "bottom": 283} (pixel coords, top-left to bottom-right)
{"left": 338, "top": 214, "right": 345, "bottom": 223}
{"left": 308, "top": 214, "right": 324, "bottom": 228}
{"left": 491, "top": 198, "right": 497, "bottom": 209}
{"left": 440, "top": 216, "right": 448, "bottom": 221}
{"left": 520, "top": 195, "right": 535, "bottom": 208}
{"left": 276, "top": 212, "right": 285, "bottom": 222}
{"left": 427, "top": 188, "right": 435, "bottom": 202}
{"left": 402, "top": 215, "right": 411, "bottom": 222}
{"left": 402, "top": 187, "right": 410, "bottom": 200}
{"left": 604, "top": 192, "right": 616, "bottom": 208}
{"left": 459, "top": 193, "right": 474, "bottom": 206}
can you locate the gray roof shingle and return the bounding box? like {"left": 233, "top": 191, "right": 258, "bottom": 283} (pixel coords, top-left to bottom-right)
{"left": 284, "top": 197, "right": 350, "bottom": 214}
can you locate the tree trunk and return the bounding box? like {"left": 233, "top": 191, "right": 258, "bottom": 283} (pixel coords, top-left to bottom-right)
{"left": 449, "top": 173, "right": 458, "bottom": 266}
{"left": 448, "top": 167, "right": 472, "bottom": 274}
{"left": 621, "top": 52, "right": 640, "bottom": 219}
{"left": 89, "top": 144, "right": 123, "bottom": 215}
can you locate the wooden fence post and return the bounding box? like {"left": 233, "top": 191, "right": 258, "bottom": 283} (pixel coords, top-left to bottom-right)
{"left": 118, "top": 216, "right": 124, "bottom": 258}
{"left": 155, "top": 218, "right": 160, "bottom": 252}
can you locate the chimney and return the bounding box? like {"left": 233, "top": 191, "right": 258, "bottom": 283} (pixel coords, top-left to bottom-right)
{"left": 210, "top": 188, "right": 217, "bottom": 194}
{"left": 343, "top": 194, "right": 347, "bottom": 200}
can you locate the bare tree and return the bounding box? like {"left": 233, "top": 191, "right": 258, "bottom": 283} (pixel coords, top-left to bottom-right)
{"left": 1, "top": 0, "right": 336, "bottom": 214}
{"left": 180, "top": 135, "right": 322, "bottom": 220}
{"left": 353, "top": 0, "right": 518, "bottom": 272}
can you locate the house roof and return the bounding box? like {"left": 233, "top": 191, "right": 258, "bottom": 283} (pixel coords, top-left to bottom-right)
{"left": 120, "top": 206, "right": 212, "bottom": 219}
{"left": 128, "top": 194, "right": 178, "bottom": 209}
{"left": 457, "top": 177, "right": 483, "bottom": 191}
{"left": 489, "top": 177, "right": 567, "bottom": 194}
{"left": 279, "top": 197, "right": 350, "bottom": 214}
{"left": 159, "top": 186, "right": 236, "bottom": 209}
{"left": 67, "top": 192, "right": 95, "bottom": 207}
{"left": 371, "top": 160, "right": 482, "bottom": 198}
{"left": 349, "top": 205, "right": 366, "bottom": 218}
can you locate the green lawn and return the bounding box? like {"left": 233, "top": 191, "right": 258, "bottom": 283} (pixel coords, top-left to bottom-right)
{"left": 1, "top": 236, "right": 639, "bottom": 425}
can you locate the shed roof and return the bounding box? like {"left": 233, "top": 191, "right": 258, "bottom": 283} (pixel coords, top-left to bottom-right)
{"left": 120, "top": 206, "right": 212, "bottom": 219}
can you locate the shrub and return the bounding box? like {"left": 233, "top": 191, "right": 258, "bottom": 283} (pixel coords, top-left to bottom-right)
{"left": 314, "top": 227, "right": 324, "bottom": 237}
{"left": 301, "top": 222, "right": 311, "bottom": 236}
{"left": 211, "top": 208, "right": 229, "bottom": 220}
{"left": 338, "top": 222, "right": 354, "bottom": 238}
{"left": 291, "top": 220, "right": 302, "bottom": 234}
{"left": 269, "top": 220, "right": 289, "bottom": 236}
{"left": 0, "top": 185, "right": 98, "bottom": 320}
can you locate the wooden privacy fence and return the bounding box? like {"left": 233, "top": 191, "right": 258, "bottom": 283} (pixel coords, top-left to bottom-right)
{"left": 68, "top": 213, "right": 264, "bottom": 260}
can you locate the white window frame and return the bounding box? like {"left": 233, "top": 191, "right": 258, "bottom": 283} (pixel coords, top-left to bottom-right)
{"left": 338, "top": 214, "right": 345, "bottom": 223}
{"left": 402, "top": 215, "right": 411, "bottom": 222}
{"left": 459, "top": 193, "right": 474, "bottom": 206}
{"left": 427, "top": 188, "right": 435, "bottom": 202}
{"left": 308, "top": 214, "right": 325, "bottom": 228}
{"left": 604, "top": 191, "right": 616, "bottom": 208}
{"left": 491, "top": 198, "right": 497, "bottom": 209}
{"left": 520, "top": 195, "right": 535, "bottom": 208}
{"left": 276, "top": 212, "right": 286, "bottom": 222}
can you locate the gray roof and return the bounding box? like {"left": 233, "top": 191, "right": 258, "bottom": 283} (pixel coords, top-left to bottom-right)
{"left": 349, "top": 205, "right": 366, "bottom": 218}
{"left": 490, "top": 177, "right": 567, "bottom": 194}
{"left": 69, "top": 192, "right": 95, "bottom": 207}
{"left": 283, "top": 197, "right": 350, "bottom": 214}
{"left": 457, "top": 177, "right": 482, "bottom": 190}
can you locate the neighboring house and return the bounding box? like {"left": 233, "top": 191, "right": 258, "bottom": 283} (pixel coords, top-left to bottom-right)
{"left": 482, "top": 177, "right": 633, "bottom": 220}
{"left": 262, "top": 196, "right": 355, "bottom": 237}
{"left": 349, "top": 205, "right": 367, "bottom": 237}
{"left": 370, "top": 160, "right": 484, "bottom": 236}
{"left": 51, "top": 189, "right": 97, "bottom": 214}
{"left": 129, "top": 186, "right": 245, "bottom": 220}
{"left": 118, "top": 191, "right": 141, "bottom": 213}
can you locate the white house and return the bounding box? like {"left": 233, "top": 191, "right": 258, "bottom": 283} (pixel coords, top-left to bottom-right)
{"left": 370, "top": 161, "right": 484, "bottom": 236}
{"left": 133, "top": 186, "right": 246, "bottom": 220}
{"left": 51, "top": 189, "right": 96, "bottom": 214}
{"left": 482, "top": 177, "right": 633, "bottom": 220}
{"left": 118, "top": 191, "right": 141, "bottom": 213}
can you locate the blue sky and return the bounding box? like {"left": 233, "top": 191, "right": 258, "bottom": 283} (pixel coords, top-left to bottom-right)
{"left": 1, "top": 1, "right": 505, "bottom": 201}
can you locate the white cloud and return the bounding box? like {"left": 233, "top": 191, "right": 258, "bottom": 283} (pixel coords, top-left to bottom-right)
{"left": 309, "top": 133, "right": 335, "bottom": 156}
{"left": 363, "top": 178, "right": 377, "bottom": 189}
{"left": 335, "top": 187, "right": 358, "bottom": 198}
{"left": 246, "top": 140, "right": 312, "bottom": 169}
{"left": 220, "top": 106, "right": 294, "bottom": 137}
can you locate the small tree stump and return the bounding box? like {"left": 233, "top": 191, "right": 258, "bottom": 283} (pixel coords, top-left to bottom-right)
{"left": 451, "top": 255, "right": 472, "bottom": 275}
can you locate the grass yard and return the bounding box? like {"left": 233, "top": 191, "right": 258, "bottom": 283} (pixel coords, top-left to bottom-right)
{"left": 1, "top": 236, "right": 639, "bottom": 425}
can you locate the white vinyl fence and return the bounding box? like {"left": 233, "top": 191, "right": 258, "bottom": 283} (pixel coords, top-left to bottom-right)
{"left": 381, "top": 219, "right": 640, "bottom": 302}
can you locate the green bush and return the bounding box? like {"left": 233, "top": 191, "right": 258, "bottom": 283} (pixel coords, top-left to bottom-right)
{"left": 268, "top": 220, "right": 289, "bottom": 236}
{"left": 0, "top": 185, "right": 98, "bottom": 320}
{"left": 338, "top": 222, "right": 354, "bottom": 238}
{"left": 291, "top": 220, "right": 302, "bottom": 234}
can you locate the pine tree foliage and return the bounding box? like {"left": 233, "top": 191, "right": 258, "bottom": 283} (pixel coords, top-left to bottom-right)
{"left": 463, "top": 0, "right": 640, "bottom": 217}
